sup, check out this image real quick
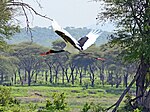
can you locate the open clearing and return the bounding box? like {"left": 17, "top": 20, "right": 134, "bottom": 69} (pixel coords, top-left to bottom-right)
{"left": 10, "top": 85, "right": 129, "bottom": 111}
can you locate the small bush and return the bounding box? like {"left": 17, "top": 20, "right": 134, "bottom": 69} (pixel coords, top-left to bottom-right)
{"left": 41, "top": 92, "right": 69, "bottom": 112}
{"left": 0, "top": 86, "right": 14, "bottom": 106}
{"left": 0, "top": 86, "right": 37, "bottom": 112}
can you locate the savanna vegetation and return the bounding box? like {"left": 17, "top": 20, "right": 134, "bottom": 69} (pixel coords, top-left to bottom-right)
{"left": 0, "top": 0, "right": 149, "bottom": 112}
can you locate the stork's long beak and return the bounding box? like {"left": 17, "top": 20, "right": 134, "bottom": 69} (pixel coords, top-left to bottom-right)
{"left": 40, "top": 53, "right": 47, "bottom": 56}
{"left": 40, "top": 50, "right": 51, "bottom": 56}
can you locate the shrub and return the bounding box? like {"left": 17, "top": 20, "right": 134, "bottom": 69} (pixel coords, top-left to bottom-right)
{"left": 0, "top": 86, "right": 13, "bottom": 106}
{"left": 41, "top": 93, "right": 69, "bottom": 112}
{"left": 0, "top": 86, "right": 37, "bottom": 112}
{"left": 81, "top": 102, "right": 91, "bottom": 112}
{"left": 81, "top": 102, "right": 105, "bottom": 112}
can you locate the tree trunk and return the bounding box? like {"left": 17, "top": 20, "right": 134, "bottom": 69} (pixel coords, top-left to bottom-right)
{"left": 111, "top": 64, "right": 141, "bottom": 112}
{"left": 100, "top": 73, "right": 104, "bottom": 86}
{"left": 90, "top": 73, "right": 95, "bottom": 87}
{"left": 89, "top": 65, "right": 96, "bottom": 87}
{"left": 77, "top": 68, "right": 83, "bottom": 85}
{"left": 34, "top": 72, "right": 38, "bottom": 83}
{"left": 24, "top": 70, "right": 27, "bottom": 82}
{"left": 79, "top": 72, "right": 82, "bottom": 85}
{"left": 53, "top": 64, "right": 59, "bottom": 84}
{"left": 0, "top": 73, "right": 4, "bottom": 84}
{"left": 55, "top": 70, "right": 58, "bottom": 84}
{"left": 71, "top": 70, "right": 75, "bottom": 85}
{"left": 18, "top": 69, "right": 23, "bottom": 85}
{"left": 27, "top": 70, "right": 31, "bottom": 86}
{"left": 123, "top": 73, "right": 128, "bottom": 87}
{"left": 74, "top": 68, "right": 78, "bottom": 80}
{"left": 65, "top": 69, "right": 70, "bottom": 83}
{"left": 135, "top": 58, "right": 148, "bottom": 108}
{"left": 143, "top": 90, "right": 150, "bottom": 111}
{"left": 14, "top": 71, "right": 17, "bottom": 84}
{"left": 62, "top": 68, "right": 65, "bottom": 84}
{"left": 45, "top": 71, "right": 48, "bottom": 84}
{"left": 49, "top": 67, "right": 53, "bottom": 83}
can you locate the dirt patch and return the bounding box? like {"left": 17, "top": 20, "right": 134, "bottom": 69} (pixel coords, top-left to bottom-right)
{"left": 16, "top": 96, "right": 45, "bottom": 103}
{"left": 16, "top": 91, "right": 46, "bottom": 103}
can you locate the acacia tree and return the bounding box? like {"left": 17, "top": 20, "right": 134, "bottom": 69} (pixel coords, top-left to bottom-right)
{"left": 95, "top": 0, "right": 150, "bottom": 111}
{"left": 1, "top": 0, "right": 53, "bottom": 86}
{"left": 12, "top": 42, "right": 45, "bottom": 86}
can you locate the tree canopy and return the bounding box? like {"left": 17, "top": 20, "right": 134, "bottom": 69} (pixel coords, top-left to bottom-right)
{"left": 95, "top": 0, "right": 150, "bottom": 62}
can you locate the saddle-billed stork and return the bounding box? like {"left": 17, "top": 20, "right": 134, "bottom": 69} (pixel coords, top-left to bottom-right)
{"left": 40, "top": 20, "right": 105, "bottom": 61}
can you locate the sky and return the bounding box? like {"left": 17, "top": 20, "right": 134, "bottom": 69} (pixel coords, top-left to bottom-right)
{"left": 18, "top": 0, "right": 114, "bottom": 31}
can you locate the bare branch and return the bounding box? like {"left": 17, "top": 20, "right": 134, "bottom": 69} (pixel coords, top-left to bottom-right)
{"left": 6, "top": 1, "right": 53, "bottom": 42}
{"left": 7, "top": 1, "right": 53, "bottom": 21}
{"left": 21, "top": 5, "right": 33, "bottom": 42}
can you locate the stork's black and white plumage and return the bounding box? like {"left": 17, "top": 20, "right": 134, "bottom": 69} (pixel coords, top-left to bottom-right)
{"left": 40, "top": 19, "right": 102, "bottom": 56}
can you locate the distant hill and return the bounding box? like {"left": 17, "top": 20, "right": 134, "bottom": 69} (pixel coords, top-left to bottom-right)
{"left": 7, "top": 26, "right": 112, "bottom": 47}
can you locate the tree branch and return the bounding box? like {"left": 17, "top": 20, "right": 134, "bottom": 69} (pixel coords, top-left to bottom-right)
{"left": 111, "top": 63, "right": 141, "bottom": 112}
{"left": 8, "top": 1, "right": 53, "bottom": 21}
{"left": 105, "top": 63, "right": 141, "bottom": 111}
{"left": 7, "top": 1, "right": 53, "bottom": 42}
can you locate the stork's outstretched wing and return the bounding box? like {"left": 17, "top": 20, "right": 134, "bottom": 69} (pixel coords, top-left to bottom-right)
{"left": 78, "top": 30, "right": 102, "bottom": 50}
{"left": 51, "top": 20, "right": 80, "bottom": 50}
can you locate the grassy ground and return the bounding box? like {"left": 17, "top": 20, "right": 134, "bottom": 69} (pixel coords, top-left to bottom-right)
{"left": 10, "top": 85, "right": 133, "bottom": 112}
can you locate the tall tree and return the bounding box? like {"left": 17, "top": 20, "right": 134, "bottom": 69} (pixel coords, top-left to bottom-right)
{"left": 95, "top": 0, "right": 150, "bottom": 111}
{"left": 0, "top": 0, "right": 19, "bottom": 50}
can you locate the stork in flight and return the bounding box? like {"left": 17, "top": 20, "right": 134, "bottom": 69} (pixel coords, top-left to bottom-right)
{"left": 40, "top": 20, "right": 105, "bottom": 60}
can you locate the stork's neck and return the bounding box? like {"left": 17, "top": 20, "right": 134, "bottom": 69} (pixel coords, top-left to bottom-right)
{"left": 51, "top": 49, "right": 65, "bottom": 53}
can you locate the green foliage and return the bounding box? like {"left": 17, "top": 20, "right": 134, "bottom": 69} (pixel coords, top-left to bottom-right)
{"left": 81, "top": 102, "right": 91, "bottom": 112}
{"left": 0, "top": 55, "right": 19, "bottom": 84}
{"left": 118, "top": 93, "right": 143, "bottom": 112}
{"left": 91, "top": 103, "right": 105, "bottom": 112}
{"left": 119, "top": 93, "right": 133, "bottom": 111}
{"left": 0, "top": 0, "right": 20, "bottom": 51}
{"left": 4, "top": 86, "right": 126, "bottom": 111}
{"left": 0, "top": 86, "right": 20, "bottom": 111}
{"left": 0, "top": 103, "right": 38, "bottom": 112}
{"left": 0, "top": 86, "right": 20, "bottom": 107}
{"left": 96, "top": 0, "right": 150, "bottom": 62}
{"left": 96, "top": 0, "right": 150, "bottom": 110}
{"left": 81, "top": 102, "right": 105, "bottom": 112}
{"left": 0, "top": 86, "right": 38, "bottom": 112}
{"left": 133, "top": 108, "right": 142, "bottom": 112}
{"left": 42, "top": 93, "right": 69, "bottom": 112}
{"left": 0, "top": 86, "right": 12, "bottom": 106}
